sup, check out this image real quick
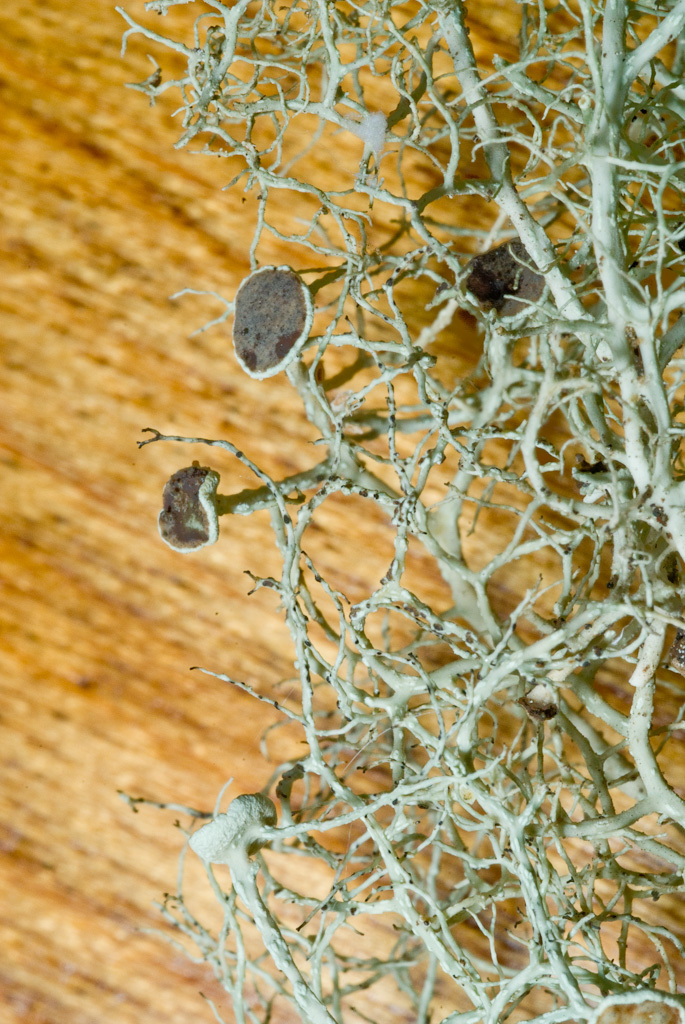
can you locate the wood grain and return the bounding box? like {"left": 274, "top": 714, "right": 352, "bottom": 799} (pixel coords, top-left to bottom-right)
{"left": 1, "top": 3, "right": 683, "bottom": 1024}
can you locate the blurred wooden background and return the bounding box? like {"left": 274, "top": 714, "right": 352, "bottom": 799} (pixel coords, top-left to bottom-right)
{"left": 1, "top": 2, "right": 683, "bottom": 1024}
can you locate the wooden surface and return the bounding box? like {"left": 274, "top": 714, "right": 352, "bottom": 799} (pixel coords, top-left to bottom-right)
{"left": 0, "top": 3, "right": 332, "bottom": 1020}
{"left": 1, "top": 3, "right": 683, "bottom": 1024}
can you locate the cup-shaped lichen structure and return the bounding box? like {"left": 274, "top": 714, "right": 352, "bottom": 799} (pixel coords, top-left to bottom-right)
{"left": 232, "top": 266, "right": 313, "bottom": 379}
{"left": 158, "top": 463, "right": 220, "bottom": 553}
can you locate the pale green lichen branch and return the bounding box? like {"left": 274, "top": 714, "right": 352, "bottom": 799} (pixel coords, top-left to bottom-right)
{"left": 123, "top": 1, "right": 685, "bottom": 1022}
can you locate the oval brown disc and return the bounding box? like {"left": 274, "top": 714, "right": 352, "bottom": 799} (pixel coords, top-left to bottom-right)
{"left": 465, "top": 239, "right": 545, "bottom": 316}
{"left": 232, "top": 266, "right": 313, "bottom": 379}
{"left": 158, "top": 463, "right": 220, "bottom": 552}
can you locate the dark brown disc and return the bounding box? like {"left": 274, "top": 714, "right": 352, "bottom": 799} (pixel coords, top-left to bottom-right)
{"left": 233, "top": 266, "right": 312, "bottom": 378}
{"left": 465, "top": 239, "right": 545, "bottom": 315}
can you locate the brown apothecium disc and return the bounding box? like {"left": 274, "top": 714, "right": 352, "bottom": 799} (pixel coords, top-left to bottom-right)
{"left": 158, "top": 463, "right": 220, "bottom": 552}
{"left": 465, "top": 239, "right": 545, "bottom": 315}
{"left": 233, "top": 266, "right": 312, "bottom": 379}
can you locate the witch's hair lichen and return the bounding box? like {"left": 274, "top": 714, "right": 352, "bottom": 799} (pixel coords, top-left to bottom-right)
{"left": 121, "top": 1, "right": 685, "bottom": 1022}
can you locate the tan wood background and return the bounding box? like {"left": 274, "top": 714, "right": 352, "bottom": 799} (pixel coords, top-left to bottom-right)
{"left": 1, "top": 2, "right": 684, "bottom": 1024}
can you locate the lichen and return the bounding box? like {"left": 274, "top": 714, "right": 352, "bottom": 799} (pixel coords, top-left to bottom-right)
{"left": 121, "top": 2, "right": 685, "bottom": 1022}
